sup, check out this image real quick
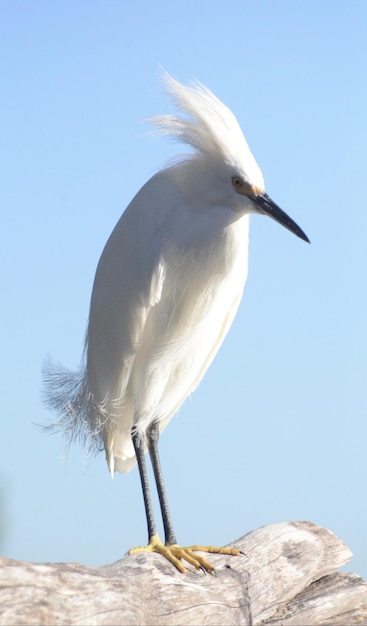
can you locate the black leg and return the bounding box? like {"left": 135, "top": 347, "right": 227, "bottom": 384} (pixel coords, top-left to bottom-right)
{"left": 147, "top": 420, "right": 177, "bottom": 546}
{"left": 131, "top": 426, "right": 157, "bottom": 541}
{"left": 130, "top": 421, "right": 239, "bottom": 574}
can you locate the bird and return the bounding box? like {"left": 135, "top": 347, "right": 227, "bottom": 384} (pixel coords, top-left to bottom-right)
{"left": 43, "top": 71, "right": 309, "bottom": 575}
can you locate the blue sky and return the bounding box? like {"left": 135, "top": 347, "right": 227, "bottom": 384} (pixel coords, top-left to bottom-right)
{"left": 1, "top": 1, "right": 366, "bottom": 579}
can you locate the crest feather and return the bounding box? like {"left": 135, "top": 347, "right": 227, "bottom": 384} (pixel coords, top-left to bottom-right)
{"left": 148, "top": 71, "right": 258, "bottom": 173}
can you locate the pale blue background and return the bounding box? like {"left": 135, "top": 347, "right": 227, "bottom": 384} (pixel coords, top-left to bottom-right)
{"left": 1, "top": 1, "right": 366, "bottom": 579}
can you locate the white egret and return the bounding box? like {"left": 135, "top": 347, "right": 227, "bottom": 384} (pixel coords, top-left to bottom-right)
{"left": 44, "top": 72, "right": 309, "bottom": 574}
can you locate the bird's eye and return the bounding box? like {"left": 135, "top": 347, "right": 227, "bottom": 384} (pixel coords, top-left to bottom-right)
{"left": 232, "top": 176, "right": 243, "bottom": 188}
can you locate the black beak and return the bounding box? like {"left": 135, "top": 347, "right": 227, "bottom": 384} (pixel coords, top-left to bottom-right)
{"left": 250, "top": 193, "right": 310, "bottom": 243}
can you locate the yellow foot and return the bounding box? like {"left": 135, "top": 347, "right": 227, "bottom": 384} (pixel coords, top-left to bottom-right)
{"left": 128, "top": 534, "right": 241, "bottom": 574}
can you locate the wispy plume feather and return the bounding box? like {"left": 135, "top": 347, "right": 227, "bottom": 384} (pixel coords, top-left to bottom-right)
{"left": 147, "top": 70, "right": 257, "bottom": 171}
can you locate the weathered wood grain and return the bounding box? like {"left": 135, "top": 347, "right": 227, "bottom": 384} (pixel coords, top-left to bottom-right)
{"left": 1, "top": 521, "right": 366, "bottom": 625}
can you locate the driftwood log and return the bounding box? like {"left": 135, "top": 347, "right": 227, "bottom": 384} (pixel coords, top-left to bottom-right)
{"left": 1, "top": 521, "right": 366, "bottom": 625}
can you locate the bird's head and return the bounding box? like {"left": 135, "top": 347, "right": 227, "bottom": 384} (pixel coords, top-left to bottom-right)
{"left": 150, "top": 71, "right": 309, "bottom": 243}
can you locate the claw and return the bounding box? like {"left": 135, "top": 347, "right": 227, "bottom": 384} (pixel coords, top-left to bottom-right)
{"left": 128, "top": 535, "right": 241, "bottom": 574}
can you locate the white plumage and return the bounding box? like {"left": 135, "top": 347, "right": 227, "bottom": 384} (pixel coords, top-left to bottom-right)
{"left": 44, "top": 74, "right": 308, "bottom": 559}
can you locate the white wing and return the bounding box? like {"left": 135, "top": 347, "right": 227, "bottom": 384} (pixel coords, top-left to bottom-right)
{"left": 86, "top": 196, "right": 167, "bottom": 473}
{"left": 43, "top": 175, "right": 170, "bottom": 474}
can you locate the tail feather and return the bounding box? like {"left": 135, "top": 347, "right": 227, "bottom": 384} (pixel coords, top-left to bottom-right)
{"left": 42, "top": 357, "right": 104, "bottom": 455}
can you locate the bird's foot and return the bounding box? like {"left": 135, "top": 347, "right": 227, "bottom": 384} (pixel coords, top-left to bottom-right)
{"left": 128, "top": 534, "right": 241, "bottom": 574}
